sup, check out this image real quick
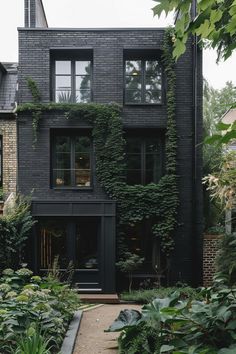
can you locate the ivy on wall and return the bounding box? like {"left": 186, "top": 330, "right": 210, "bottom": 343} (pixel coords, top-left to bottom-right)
{"left": 17, "top": 29, "right": 178, "bottom": 260}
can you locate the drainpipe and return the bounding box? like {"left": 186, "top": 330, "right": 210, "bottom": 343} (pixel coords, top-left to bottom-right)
{"left": 191, "top": 0, "right": 201, "bottom": 286}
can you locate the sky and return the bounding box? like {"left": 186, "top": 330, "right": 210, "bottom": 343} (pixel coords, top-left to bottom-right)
{"left": 0, "top": 0, "right": 235, "bottom": 90}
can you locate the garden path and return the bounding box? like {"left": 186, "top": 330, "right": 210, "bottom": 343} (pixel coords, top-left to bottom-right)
{"left": 73, "top": 304, "right": 141, "bottom": 354}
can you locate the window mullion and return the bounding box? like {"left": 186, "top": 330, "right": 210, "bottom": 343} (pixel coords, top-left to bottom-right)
{"left": 142, "top": 60, "right": 146, "bottom": 103}
{"left": 142, "top": 140, "right": 146, "bottom": 185}
{"left": 71, "top": 61, "right": 75, "bottom": 102}
{"left": 71, "top": 137, "right": 76, "bottom": 187}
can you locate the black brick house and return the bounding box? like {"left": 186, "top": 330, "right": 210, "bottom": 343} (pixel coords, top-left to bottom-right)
{"left": 17, "top": 0, "right": 203, "bottom": 293}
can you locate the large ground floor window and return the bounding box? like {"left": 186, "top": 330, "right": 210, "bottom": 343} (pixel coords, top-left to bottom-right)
{"left": 38, "top": 217, "right": 99, "bottom": 271}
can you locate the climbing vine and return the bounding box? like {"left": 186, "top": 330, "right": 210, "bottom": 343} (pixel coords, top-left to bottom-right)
{"left": 17, "top": 29, "right": 178, "bottom": 262}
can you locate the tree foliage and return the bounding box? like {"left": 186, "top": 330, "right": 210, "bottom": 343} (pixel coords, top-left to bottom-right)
{"left": 152, "top": 0, "right": 236, "bottom": 61}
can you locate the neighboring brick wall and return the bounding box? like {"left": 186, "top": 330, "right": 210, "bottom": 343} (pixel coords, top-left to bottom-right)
{"left": 203, "top": 234, "right": 222, "bottom": 287}
{"left": 0, "top": 116, "right": 17, "bottom": 195}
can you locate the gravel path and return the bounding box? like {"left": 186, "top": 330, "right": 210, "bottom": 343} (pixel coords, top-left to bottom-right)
{"left": 73, "top": 304, "right": 141, "bottom": 354}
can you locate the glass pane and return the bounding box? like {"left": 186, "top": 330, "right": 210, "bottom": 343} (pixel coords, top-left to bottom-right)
{"left": 126, "top": 138, "right": 141, "bottom": 153}
{"left": 75, "top": 136, "right": 91, "bottom": 152}
{"left": 125, "top": 89, "right": 141, "bottom": 103}
{"left": 53, "top": 169, "right": 71, "bottom": 187}
{"left": 145, "top": 90, "right": 162, "bottom": 104}
{"left": 146, "top": 139, "right": 160, "bottom": 153}
{"left": 76, "top": 220, "right": 99, "bottom": 269}
{"left": 56, "top": 76, "right": 71, "bottom": 90}
{"left": 56, "top": 90, "right": 72, "bottom": 103}
{"left": 145, "top": 75, "right": 162, "bottom": 89}
{"left": 76, "top": 76, "right": 91, "bottom": 90}
{"left": 76, "top": 90, "right": 91, "bottom": 103}
{"left": 56, "top": 153, "right": 71, "bottom": 169}
{"left": 145, "top": 60, "right": 161, "bottom": 76}
{"left": 75, "top": 153, "right": 90, "bottom": 169}
{"left": 127, "top": 154, "right": 141, "bottom": 169}
{"left": 39, "top": 222, "right": 68, "bottom": 269}
{"left": 125, "top": 76, "right": 142, "bottom": 90}
{"left": 55, "top": 136, "right": 70, "bottom": 152}
{"left": 125, "top": 60, "right": 141, "bottom": 75}
{"left": 127, "top": 170, "right": 142, "bottom": 185}
{"left": 55, "top": 61, "right": 71, "bottom": 75}
{"left": 75, "top": 170, "right": 91, "bottom": 187}
{"left": 76, "top": 61, "right": 91, "bottom": 75}
{"left": 146, "top": 154, "right": 162, "bottom": 183}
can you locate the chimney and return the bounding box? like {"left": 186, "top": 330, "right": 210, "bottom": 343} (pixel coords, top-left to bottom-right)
{"left": 24, "top": 0, "right": 48, "bottom": 28}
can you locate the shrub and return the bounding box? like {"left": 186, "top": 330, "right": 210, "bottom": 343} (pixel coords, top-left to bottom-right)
{"left": 108, "top": 287, "right": 236, "bottom": 353}
{"left": 0, "top": 268, "right": 80, "bottom": 353}
{"left": 120, "top": 286, "right": 202, "bottom": 304}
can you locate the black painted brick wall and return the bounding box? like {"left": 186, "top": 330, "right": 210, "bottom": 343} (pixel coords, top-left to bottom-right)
{"left": 17, "top": 28, "right": 203, "bottom": 284}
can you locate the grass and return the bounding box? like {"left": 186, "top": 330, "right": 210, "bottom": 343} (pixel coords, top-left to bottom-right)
{"left": 120, "top": 286, "right": 203, "bottom": 304}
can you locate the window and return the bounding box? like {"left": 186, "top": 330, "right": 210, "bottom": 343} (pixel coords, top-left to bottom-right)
{"left": 125, "top": 59, "right": 162, "bottom": 104}
{"left": 38, "top": 218, "right": 99, "bottom": 270}
{"left": 51, "top": 50, "right": 92, "bottom": 103}
{"left": 52, "top": 132, "right": 92, "bottom": 188}
{"left": 126, "top": 134, "right": 164, "bottom": 185}
{"left": 0, "top": 136, "right": 2, "bottom": 187}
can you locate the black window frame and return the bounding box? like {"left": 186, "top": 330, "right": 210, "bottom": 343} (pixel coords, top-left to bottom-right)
{"left": 50, "top": 49, "right": 93, "bottom": 103}
{"left": 51, "top": 129, "right": 93, "bottom": 190}
{"left": 125, "top": 131, "right": 165, "bottom": 185}
{"left": 124, "top": 49, "right": 164, "bottom": 105}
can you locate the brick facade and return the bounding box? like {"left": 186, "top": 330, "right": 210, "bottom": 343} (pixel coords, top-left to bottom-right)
{"left": 0, "top": 116, "right": 17, "bottom": 195}
{"left": 203, "top": 234, "right": 222, "bottom": 287}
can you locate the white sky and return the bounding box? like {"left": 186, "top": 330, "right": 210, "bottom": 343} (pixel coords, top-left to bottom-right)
{"left": 0, "top": 0, "right": 235, "bottom": 89}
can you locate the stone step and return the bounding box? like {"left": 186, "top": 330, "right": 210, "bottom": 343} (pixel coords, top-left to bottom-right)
{"left": 79, "top": 293, "right": 119, "bottom": 304}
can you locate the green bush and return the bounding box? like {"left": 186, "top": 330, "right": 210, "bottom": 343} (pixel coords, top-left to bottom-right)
{"left": 109, "top": 287, "right": 236, "bottom": 354}
{"left": 0, "top": 194, "right": 35, "bottom": 269}
{"left": 0, "top": 268, "right": 80, "bottom": 353}
{"left": 120, "top": 286, "right": 202, "bottom": 304}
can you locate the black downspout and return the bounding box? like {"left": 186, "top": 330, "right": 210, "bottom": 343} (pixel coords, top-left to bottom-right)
{"left": 191, "top": 0, "right": 203, "bottom": 286}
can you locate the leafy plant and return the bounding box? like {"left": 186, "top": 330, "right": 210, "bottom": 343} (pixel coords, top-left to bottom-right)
{"left": 0, "top": 268, "right": 80, "bottom": 353}
{"left": 0, "top": 194, "right": 36, "bottom": 269}
{"left": 152, "top": 0, "right": 236, "bottom": 61}
{"left": 14, "top": 330, "right": 52, "bottom": 354}
{"left": 120, "top": 286, "right": 202, "bottom": 304}
{"left": 108, "top": 288, "right": 236, "bottom": 353}
{"left": 116, "top": 252, "right": 144, "bottom": 293}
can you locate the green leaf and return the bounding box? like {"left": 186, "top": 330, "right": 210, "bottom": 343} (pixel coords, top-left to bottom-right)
{"left": 216, "top": 122, "right": 231, "bottom": 131}
{"left": 173, "top": 39, "right": 186, "bottom": 59}
{"left": 106, "top": 309, "right": 142, "bottom": 332}
{"left": 160, "top": 344, "right": 175, "bottom": 353}
{"left": 204, "top": 134, "right": 222, "bottom": 144}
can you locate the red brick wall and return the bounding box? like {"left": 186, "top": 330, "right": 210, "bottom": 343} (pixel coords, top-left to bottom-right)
{"left": 203, "top": 234, "right": 222, "bottom": 287}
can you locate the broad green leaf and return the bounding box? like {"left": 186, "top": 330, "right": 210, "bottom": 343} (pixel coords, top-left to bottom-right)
{"left": 195, "top": 19, "right": 214, "bottom": 38}
{"left": 173, "top": 39, "right": 186, "bottom": 59}
{"left": 220, "top": 130, "right": 236, "bottom": 144}
{"left": 198, "top": 0, "right": 215, "bottom": 11}
{"left": 160, "top": 344, "right": 175, "bottom": 353}
{"left": 210, "top": 9, "right": 223, "bottom": 24}
{"left": 105, "top": 309, "right": 142, "bottom": 332}
{"left": 216, "top": 122, "right": 231, "bottom": 131}
{"left": 204, "top": 134, "right": 222, "bottom": 144}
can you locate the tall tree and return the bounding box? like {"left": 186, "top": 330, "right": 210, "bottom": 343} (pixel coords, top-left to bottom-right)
{"left": 152, "top": 0, "right": 236, "bottom": 61}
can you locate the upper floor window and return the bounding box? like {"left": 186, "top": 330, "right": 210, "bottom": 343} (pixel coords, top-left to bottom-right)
{"left": 54, "top": 60, "right": 91, "bottom": 103}
{"left": 125, "top": 59, "right": 162, "bottom": 104}
{"left": 52, "top": 131, "right": 92, "bottom": 188}
{"left": 126, "top": 134, "right": 164, "bottom": 185}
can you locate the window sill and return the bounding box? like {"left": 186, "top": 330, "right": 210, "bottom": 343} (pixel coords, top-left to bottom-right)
{"left": 53, "top": 187, "right": 93, "bottom": 191}
{"left": 124, "top": 103, "right": 164, "bottom": 106}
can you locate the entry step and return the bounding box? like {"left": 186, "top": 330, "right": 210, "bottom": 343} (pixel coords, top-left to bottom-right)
{"left": 79, "top": 293, "right": 119, "bottom": 304}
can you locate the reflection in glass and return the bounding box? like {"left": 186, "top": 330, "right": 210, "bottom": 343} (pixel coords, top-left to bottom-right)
{"left": 53, "top": 135, "right": 91, "bottom": 188}
{"left": 76, "top": 221, "right": 98, "bottom": 269}
{"left": 55, "top": 61, "right": 71, "bottom": 75}
{"left": 125, "top": 59, "right": 162, "bottom": 104}
{"left": 39, "top": 222, "right": 67, "bottom": 269}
